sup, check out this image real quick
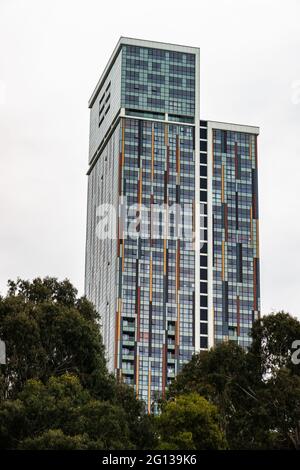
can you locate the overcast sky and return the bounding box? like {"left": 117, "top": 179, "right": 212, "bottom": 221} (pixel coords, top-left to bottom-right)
{"left": 0, "top": 0, "right": 299, "bottom": 318}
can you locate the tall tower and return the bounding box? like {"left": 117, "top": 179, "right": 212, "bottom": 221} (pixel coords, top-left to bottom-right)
{"left": 85, "top": 38, "right": 260, "bottom": 410}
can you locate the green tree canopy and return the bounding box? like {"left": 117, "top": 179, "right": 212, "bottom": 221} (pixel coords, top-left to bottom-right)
{"left": 0, "top": 374, "right": 133, "bottom": 450}
{"left": 0, "top": 277, "right": 156, "bottom": 450}
{"left": 249, "top": 311, "right": 300, "bottom": 376}
{"left": 0, "top": 277, "right": 109, "bottom": 399}
{"left": 168, "top": 312, "right": 300, "bottom": 450}
{"left": 156, "top": 393, "right": 227, "bottom": 450}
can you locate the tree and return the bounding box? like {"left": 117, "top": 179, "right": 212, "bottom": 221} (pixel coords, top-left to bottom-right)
{"left": 112, "top": 381, "right": 157, "bottom": 450}
{"left": 262, "top": 369, "right": 300, "bottom": 449}
{"left": 156, "top": 393, "right": 227, "bottom": 450}
{"left": 249, "top": 311, "right": 300, "bottom": 376}
{"left": 0, "top": 277, "right": 109, "bottom": 399}
{"left": 169, "top": 340, "right": 256, "bottom": 402}
{"left": 167, "top": 312, "right": 300, "bottom": 450}
{"left": 0, "top": 277, "right": 156, "bottom": 450}
{"left": 0, "top": 374, "right": 133, "bottom": 450}
{"left": 19, "top": 430, "right": 92, "bottom": 450}
{"left": 168, "top": 341, "right": 266, "bottom": 449}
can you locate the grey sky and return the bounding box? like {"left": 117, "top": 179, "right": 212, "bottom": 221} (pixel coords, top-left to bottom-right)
{"left": 0, "top": 0, "right": 299, "bottom": 318}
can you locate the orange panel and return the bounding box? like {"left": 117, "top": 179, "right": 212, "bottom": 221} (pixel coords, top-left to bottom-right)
{"left": 164, "top": 123, "right": 168, "bottom": 146}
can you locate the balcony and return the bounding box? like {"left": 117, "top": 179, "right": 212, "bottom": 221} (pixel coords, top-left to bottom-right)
{"left": 122, "top": 347, "right": 135, "bottom": 361}
{"left": 167, "top": 353, "right": 175, "bottom": 363}
{"left": 122, "top": 363, "right": 135, "bottom": 375}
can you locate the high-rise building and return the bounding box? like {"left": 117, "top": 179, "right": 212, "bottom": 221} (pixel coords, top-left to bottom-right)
{"left": 85, "top": 38, "right": 260, "bottom": 411}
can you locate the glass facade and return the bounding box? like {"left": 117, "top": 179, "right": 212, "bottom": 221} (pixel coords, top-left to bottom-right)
{"left": 86, "top": 40, "right": 199, "bottom": 411}
{"left": 85, "top": 38, "right": 260, "bottom": 411}
{"left": 211, "top": 128, "right": 260, "bottom": 348}
{"left": 121, "top": 45, "right": 195, "bottom": 120}
{"left": 85, "top": 123, "right": 121, "bottom": 371}
{"left": 117, "top": 118, "right": 195, "bottom": 408}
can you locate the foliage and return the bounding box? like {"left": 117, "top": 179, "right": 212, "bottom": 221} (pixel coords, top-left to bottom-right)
{"left": 168, "top": 312, "right": 300, "bottom": 450}
{"left": 0, "top": 277, "right": 108, "bottom": 399}
{"left": 0, "top": 277, "right": 156, "bottom": 450}
{"left": 19, "top": 429, "right": 92, "bottom": 450}
{"left": 249, "top": 311, "right": 300, "bottom": 376}
{"left": 1, "top": 279, "right": 299, "bottom": 450}
{"left": 0, "top": 374, "right": 133, "bottom": 450}
{"left": 156, "top": 393, "right": 227, "bottom": 450}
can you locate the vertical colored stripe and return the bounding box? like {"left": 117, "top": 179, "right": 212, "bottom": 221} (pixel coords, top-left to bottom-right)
{"left": 222, "top": 241, "right": 225, "bottom": 280}
{"left": 117, "top": 299, "right": 121, "bottom": 341}
{"left": 235, "top": 192, "right": 239, "bottom": 230}
{"left": 221, "top": 164, "right": 225, "bottom": 203}
{"left": 163, "top": 238, "right": 167, "bottom": 276}
{"left": 149, "top": 255, "right": 153, "bottom": 302}
{"left": 235, "top": 142, "right": 238, "bottom": 178}
{"left": 122, "top": 239, "right": 125, "bottom": 272}
{"left": 164, "top": 123, "right": 168, "bottom": 146}
{"left": 151, "top": 125, "right": 154, "bottom": 180}
{"left": 136, "top": 285, "right": 140, "bottom": 341}
{"left": 147, "top": 368, "right": 151, "bottom": 414}
{"left": 176, "top": 240, "right": 180, "bottom": 349}
{"left": 136, "top": 354, "right": 139, "bottom": 398}
{"left": 256, "top": 219, "right": 260, "bottom": 258}
{"left": 114, "top": 299, "right": 122, "bottom": 370}
{"left": 162, "top": 343, "right": 167, "bottom": 399}
{"left": 138, "top": 166, "right": 143, "bottom": 206}
{"left": 176, "top": 135, "right": 180, "bottom": 176}
{"left": 253, "top": 258, "right": 257, "bottom": 311}
{"left": 114, "top": 310, "right": 119, "bottom": 369}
